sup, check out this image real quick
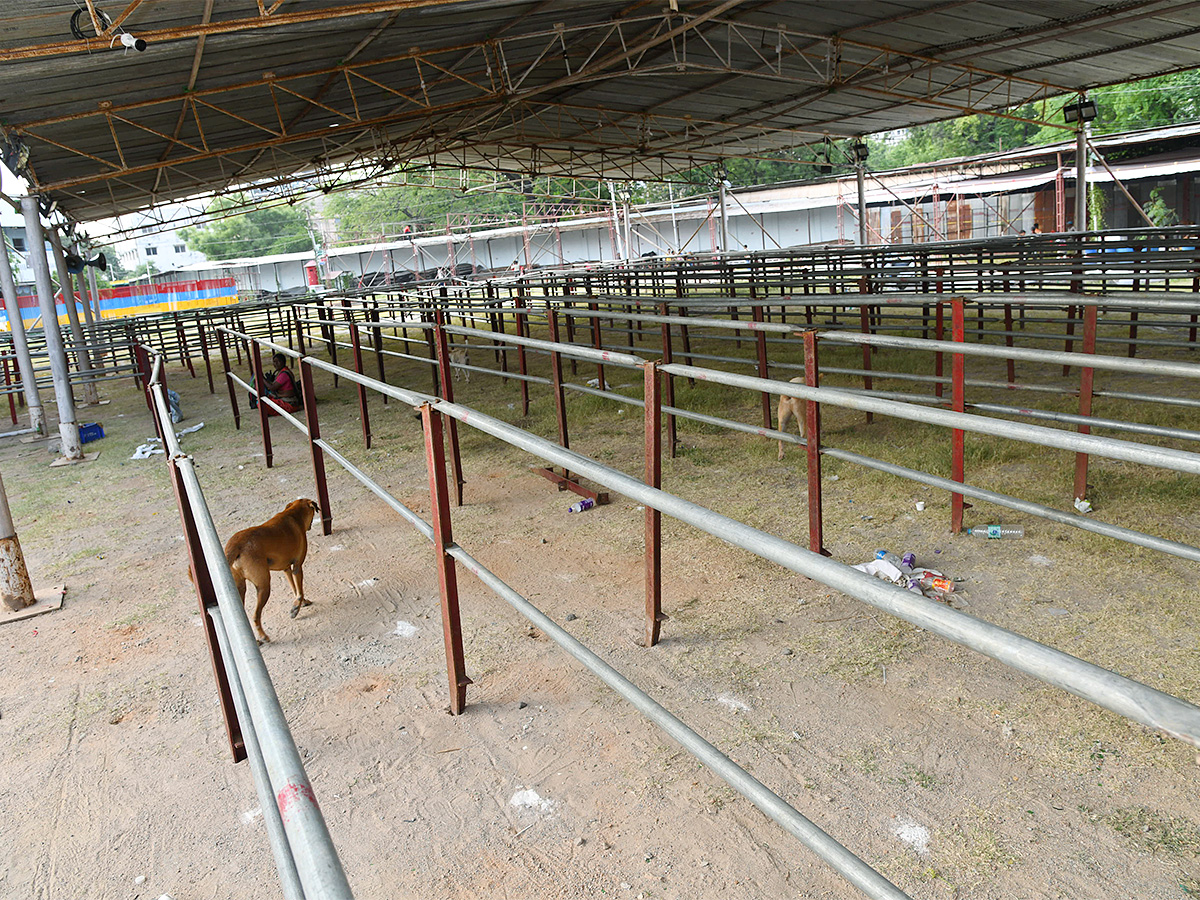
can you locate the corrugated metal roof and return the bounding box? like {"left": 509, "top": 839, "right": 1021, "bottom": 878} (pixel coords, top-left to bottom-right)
{"left": 2, "top": 1, "right": 1198, "bottom": 223}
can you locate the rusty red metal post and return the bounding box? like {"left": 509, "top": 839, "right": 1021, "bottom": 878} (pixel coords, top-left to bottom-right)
{"left": 588, "top": 299, "right": 606, "bottom": 390}
{"left": 293, "top": 304, "right": 306, "bottom": 354}
{"left": 802, "top": 331, "right": 829, "bottom": 556}
{"left": 369, "top": 304, "right": 387, "bottom": 404}
{"left": 547, "top": 309, "right": 570, "bottom": 454}
{"left": 1002, "top": 303, "right": 1015, "bottom": 386}
{"left": 217, "top": 327, "right": 241, "bottom": 430}
{"left": 644, "top": 361, "right": 664, "bottom": 647}
{"left": 175, "top": 313, "right": 196, "bottom": 378}
{"left": 1062, "top": 305, "right": 1077, "bottom": 376}
{"left": 858, "top": 299, "right": 873, "bottom": 424}
{"left": 3, "top": 357, "right": 15, "bottom": 425}
{"left": 250, "top": 341, "right": 273, "bottom": 469}
{"left": 197, "top": 322, "right": 215, "bottom": 393}
{"left": 514, "top": 292, "right": 530, "bottom": 416}
{"left": 950, "top": 299, "right": 966, "bottom": 534}
{"left": 299, "top": 358, "right": 333, "bottom": 536}
{"left": 656, "top": 301, "right": 677, "bottom": 458}
{"left": 169, "top": 454, "right": 245, "bottom": 762}
{"left": 419, "top": 402, "right": 472, "bottom": 715}
{"left": 1073, "top": 303, "right": 1099, "bottom": 505}
{"left": 433, "top": 312, "right": 465, "bottom": 505}
{"left": 752, "top": 303, "right": 771, "bottom": 429}
{"left": 346, "top": 317, "right": 372, "bottom": 450}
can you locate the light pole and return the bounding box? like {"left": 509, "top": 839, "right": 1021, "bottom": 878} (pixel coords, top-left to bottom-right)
{"left": 1063, "top": 97, "right": 1097, "bottom": 232}
{"left": 852, "top": 139, "right": 871, "bottom": 246}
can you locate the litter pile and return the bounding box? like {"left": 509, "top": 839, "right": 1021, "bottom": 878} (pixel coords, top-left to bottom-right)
{"left": 853, "top": 549, "right": 965, "bottom": 607}
{"left": 129, "top": 422, "right": 205, "bottom": 459}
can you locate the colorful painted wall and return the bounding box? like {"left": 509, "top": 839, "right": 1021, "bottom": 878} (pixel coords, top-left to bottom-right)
{"left": 1, "top": 277, "right": 238, "bottom": 330}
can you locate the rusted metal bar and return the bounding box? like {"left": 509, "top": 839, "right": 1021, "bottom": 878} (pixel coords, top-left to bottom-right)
{"left": 1128, "top": 308, "right": 1140, "bottom": 359}
{"left": 547, "top": 309, "right": 570, "bottom": 454}
{"left": 175, "top": 313, "right": 196, "bottom": 378}
{"left": 217, "top": 327, "right": 241, "bottom": 430}
{"left": 589, "top": 299, "right": 606, "bottom": 391}
{"left": 859, "top": 297, "right": 873, "bottom": 425}
{"left": 251, "top": 341, "right": 273, "bottom": 469}
{"left": 657, "top": 301, "right": 677, "bottom": 458}
{"left": 346, "top": 314, "right": 372, "bottom": 450}
{"left": 293, "top": 304, "right": 306, "bottom": 354}
{"left": 644, "top": 360, "right": 664, "bottom": 647}
{"left": 1002, "top": 304, "right": 1015, "bottom": 386}
{"left": 803, "top": 331, "right": 829, "bottom": 556}
{"left": 369, "top": 304, "right": 387, "bottom": 404}
{"left": 951, "top": 299, "right": 966, "bottom": 534}
{"left": 433, "top": 312, "right": 465, "bottom": 506}
{"left": 514, "top": 292, "right": 529, "bottom": 416}
{"left": 419, "top": 402, "right": 472, "bottom": 716}
{"left": 3, "top": 358, "right": 15, "bottom": 425}
{"left": 299, "top": 359, "right": 333, "bottom": 536}
{"left": 1073, "top": 304, "right": 1098, "bottom": 505}
{"left": 198, "top": 322, "right": 215, "bottom": 393}
{"left": 562, "top": 279, "right": 578, "bottom": 376}
{"left": 170, "top": 451, "right": 246, "bottom": 762}
{"left": 1062, "top": 304, "right": 1076, "bottom": 376}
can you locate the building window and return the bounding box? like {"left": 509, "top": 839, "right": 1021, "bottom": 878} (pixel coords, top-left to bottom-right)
{"left": 145, "top": 246, "right": 158, "bottom": 256}
{"left": 11, "top": 237, "right": 25, "bottom": 252}
{"left": 174, "top": 244, "right": 185, "bottom": 253}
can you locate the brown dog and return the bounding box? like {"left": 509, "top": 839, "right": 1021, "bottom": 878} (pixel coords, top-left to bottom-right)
{"left": 777, "top": 377, "right": 805, "bottom": 460}
{"left": 223, "top": 498, "right": 320, "bottom": 643}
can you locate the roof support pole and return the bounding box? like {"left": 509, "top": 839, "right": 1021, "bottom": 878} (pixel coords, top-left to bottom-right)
{"left": 718, "top": 179, "right": 729, "bottom": 254}
{"left": 857, "top": 162, "right": 868, "bottom": 246}
{"left": 47, "top": 228, "right": 99, "bottom": 405}
{"left": 21, "top": 196, "right": 81, "bottom": 460}
{"left": 73, "top": 243, "right": 102, "bottom": 368}
{"left": 0, "top": 233, "right": 44, "bottom": 433}
{"left": 1075, "top": 122, "right": 1088, "bottom": 232}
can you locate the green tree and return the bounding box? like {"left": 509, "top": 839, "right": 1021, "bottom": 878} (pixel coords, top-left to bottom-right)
{"left": 182, "top": 195, "right": 313, "bottom": 259}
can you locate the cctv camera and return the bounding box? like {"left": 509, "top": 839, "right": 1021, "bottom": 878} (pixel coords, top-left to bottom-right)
{"left": 120, "top": 32, "right": 147, "bottom": 52}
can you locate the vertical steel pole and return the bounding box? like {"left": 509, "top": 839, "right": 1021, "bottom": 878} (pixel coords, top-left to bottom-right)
{"left": 3, "top": 358, "right": 15, "bottom": 425}
{"left": 169, "top": 453, "right": 246, "bottom": 762}
{"left": 369, "top": 304, "right": 387, "bottom": 404}
{"left": 951, "top": 299, "right": 966, "bottom": 534}
{"left": 419, "top": 403, "right": 472, "bottom": 715}
{"left": 218, "top": 327, "right": 241, "bottom": 430}
{"left": 251, "top": 342, "right": 273, "bottom": 469}
{"left": 656, "top": 301, "right": 677, "bottom": 457}
{"left": 21, "top": 197, "right": 80, "bottom": 458}
{"left": 588, "top": 299, "right": 606, "bottom": 391}
{"left": 0, "top": 233, "right": 43, "bottom": 432}
{"left": 1003, "top": 304, "right": 1015, "bottom": 386}
{"left": 1073, "top": 304, "right": 1098, "bottom": 505}
{"left": 347, "top": 318, "right": 372, "bottom": 450}
{"left": 643, "top": 362, "right": 664, "bottom": 647}
{"left": 802, "top": 331, "right": 828, "bottom": 556}
{"left": 1075, "top": 121, "right": 1088, "bottom": 232}
{"left": 547, "top": 309, "right": 570, "bottom": 453}
{"left": 858, "top": 296, "right": 874, "bottom": 424}
{"left": 433, "top": 312, "right": 465, "bottom": 506}
{"left": 752, "top": 302, "right": 771, "bottom": 429}
{"left": 299, "top": 359, "right": 333, "bottom": 536}
{"left": 514, "top": 292, "right": 529, "bottom": 416}
{"left": 48, "top": 228, "right": 99, "bottom": 405}
{"left": 198, "top": 323, "right": 215, "bottom": 393}
{"left": 1063, "top": 305, "right": 1077, "bottom": 376}
{"left": 856, "top": 163, "right": 868, "bottom": 247}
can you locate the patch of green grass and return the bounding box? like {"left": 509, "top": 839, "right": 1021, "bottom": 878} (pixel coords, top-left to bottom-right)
{"left": 1096, "top": 806, "right": 1200, "bottom": 857}
{"left": 894, "top": 762, "right": 938, "bottom": 789}
{"left": 108, "top": 602, "right": 163, "bottom": 630}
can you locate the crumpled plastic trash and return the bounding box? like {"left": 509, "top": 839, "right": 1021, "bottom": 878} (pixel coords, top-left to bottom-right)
{"left": 1073, "top": 497, "right": 1093, "bottom": 514}
{"left": 585, "top": 378, "right": 612, "bottom": 390}
{"left": 852, "top": 558, "right": 923, "bottom": 593}
{"left": 167, "top": 389, "right": 183, "bottom": 423}
{"left": 130, "top": 440, "right": 164, "bottom": 460}
{"left": 176, "top": 421, "right": 205, "bottom": 436}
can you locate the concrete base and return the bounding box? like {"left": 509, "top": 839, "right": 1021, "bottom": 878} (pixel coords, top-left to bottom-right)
{"left": 0, "top": 584, "right": 65, "bottom": 625}
{"left": 50, "top": 451, "right": 99, "bottom": 468}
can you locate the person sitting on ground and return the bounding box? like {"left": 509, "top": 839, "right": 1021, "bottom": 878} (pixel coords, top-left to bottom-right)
{"left": 264, "top": 353, "right": 303, "bottom": 414}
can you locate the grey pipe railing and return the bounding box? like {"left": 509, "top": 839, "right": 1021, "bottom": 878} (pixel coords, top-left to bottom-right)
{"left": 147, "top": 352, "right": 354, "bottom": 900}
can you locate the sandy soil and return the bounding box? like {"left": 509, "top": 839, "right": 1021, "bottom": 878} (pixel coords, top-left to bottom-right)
{"left": 1, "top": 339, "right": 1198, "bottom": 900}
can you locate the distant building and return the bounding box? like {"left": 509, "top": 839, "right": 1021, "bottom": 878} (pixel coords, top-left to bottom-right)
{"left": 0, "top": 202, "right": 36, "bottom": 287}
{"left": 116, "top": 220, "right": 207, "bottom": 274}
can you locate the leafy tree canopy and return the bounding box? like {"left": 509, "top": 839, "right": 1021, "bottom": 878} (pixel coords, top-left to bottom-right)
{"left": 181, "top": 195, "right": 313, "bottom": 260}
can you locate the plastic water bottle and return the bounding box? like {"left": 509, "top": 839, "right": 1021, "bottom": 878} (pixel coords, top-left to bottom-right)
{"left": 966, "top": 525, "right": 1024, "bottom": 539}
{"left": 567, "top": 498, "right": 595, "bottom": 513}
{"left": 875, "top": 550, "right": 913, "bottom": 573}
{"left": 919, "top": 574, "right": 955, "bottom": 593}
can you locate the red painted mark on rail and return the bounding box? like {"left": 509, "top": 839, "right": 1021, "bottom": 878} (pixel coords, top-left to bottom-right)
{"left": 276, "top": 780, "right": 319, "bottom": 825}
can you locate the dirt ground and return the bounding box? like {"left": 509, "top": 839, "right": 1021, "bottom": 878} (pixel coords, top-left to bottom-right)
{"left": 1, "top": 329, "right": 1199, "bottom": 900}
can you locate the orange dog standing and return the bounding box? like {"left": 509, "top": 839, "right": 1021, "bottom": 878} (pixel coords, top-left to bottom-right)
{"left": 223, "top": 498, "right": 320, "bottom": 643}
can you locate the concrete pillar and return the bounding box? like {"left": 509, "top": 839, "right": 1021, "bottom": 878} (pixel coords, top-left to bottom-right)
{"left": 0, "top": 234, "right": 44, "bottom": 433}
{"left": 21, "top": 196, "right": 81, "bottom": 460}
{"left": 1075, "top": 124, "right": 1088, "bottom": 232}
{"left": 0, "top": 466, "right": 34, "bottom": 610}
{"left": 73, "top": 243, "right": 103, "bottom": 368}
{"left": 86, "top": 264, "right": 102, "bottom": 323}
{"left": 48, "top": 228, "right": 99, "bottom": 405}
